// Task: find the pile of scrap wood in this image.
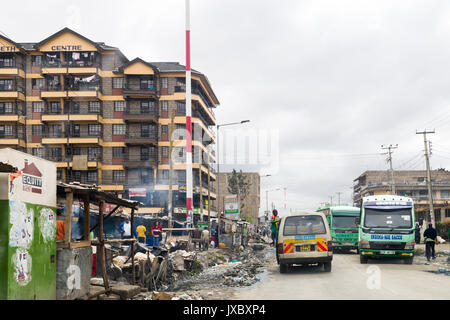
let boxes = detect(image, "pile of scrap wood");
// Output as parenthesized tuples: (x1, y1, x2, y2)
(112, 242, 169, 291)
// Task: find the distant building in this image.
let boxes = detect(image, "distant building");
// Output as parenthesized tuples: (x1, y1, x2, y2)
(215, 172, 260, 223)
(353, 170, 450, 223)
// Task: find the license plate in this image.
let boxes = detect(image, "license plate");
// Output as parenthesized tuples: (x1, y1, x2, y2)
(380, 250, 395, 255)
(296, 245, 312, 252)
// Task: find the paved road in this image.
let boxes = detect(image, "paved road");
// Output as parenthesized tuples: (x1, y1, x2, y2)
(231, 251, 450, 300)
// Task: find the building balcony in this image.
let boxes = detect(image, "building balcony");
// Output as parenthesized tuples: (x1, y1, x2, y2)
(122, 84, 157, 98)
(0, 132, 25, 145)
(41, 132, 101, 144)
(0, 104, 25, 122)
(123, 110, 158, 122)
(0, 61, 25, 77)
(41, 60, 99, 75)
(124, 133, 157, 145)
(0, 83, 25, 100)
(123, 154, 158, 168)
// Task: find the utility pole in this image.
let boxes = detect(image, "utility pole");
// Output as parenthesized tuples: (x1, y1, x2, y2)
(207, 151, 211, 232)
(416, 130, 436, 227)
(381, 144, 398, 195)
(329, 196, 333, 206)
(168, 109, 175, 236)
(336, 192, 342, 206)
(185, 0, 193, 228)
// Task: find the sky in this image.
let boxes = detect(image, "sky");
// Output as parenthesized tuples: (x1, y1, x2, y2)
(4, 0, 450, 216)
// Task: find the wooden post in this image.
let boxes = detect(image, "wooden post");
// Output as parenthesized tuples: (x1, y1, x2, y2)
(64, 189, 73, 246)
(98, 200, 109, 291)
(168, 109, 175, 236)
(83, 195, 90, 241)
(131, 207, 136, 285)
(199, 145, 203, 222)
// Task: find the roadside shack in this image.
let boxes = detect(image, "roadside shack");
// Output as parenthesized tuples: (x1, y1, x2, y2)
(56, 182, 139, 300)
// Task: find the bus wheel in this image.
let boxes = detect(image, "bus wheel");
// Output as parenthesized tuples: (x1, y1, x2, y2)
(280, 263, 288, 274)
(404, 257, 413, 265)
(356, 248, 360, 254)
(323, 262, 332, 272)
(360, 255, 368, 264)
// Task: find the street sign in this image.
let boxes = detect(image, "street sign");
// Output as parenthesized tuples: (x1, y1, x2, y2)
(224, 196, 239, 220)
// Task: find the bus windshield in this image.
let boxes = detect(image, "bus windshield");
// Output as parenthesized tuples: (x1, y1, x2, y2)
(363, 208, 412, 228)
(332, 216, 358, 228)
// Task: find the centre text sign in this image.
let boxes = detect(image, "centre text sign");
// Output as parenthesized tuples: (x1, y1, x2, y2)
(50, 45, 82, 51)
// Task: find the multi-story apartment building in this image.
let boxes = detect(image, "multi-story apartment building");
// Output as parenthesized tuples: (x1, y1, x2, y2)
(215, 172, 261, 223)
(353, 170, 450, 223)
(0, 28, 218, 217)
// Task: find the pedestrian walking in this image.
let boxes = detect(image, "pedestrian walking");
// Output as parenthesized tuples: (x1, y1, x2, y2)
(151, 220, 163, 247)
(201, 228, 210, 251)
(118, 217, 134, 239)
(423, 223, 438, 261)
(270, 209, 280, 247)
(136, 224, 147, 243)
(415, 222, 421, 244)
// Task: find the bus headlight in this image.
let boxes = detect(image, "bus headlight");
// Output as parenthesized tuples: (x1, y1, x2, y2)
(359, 239, 370, 249)
(404, 241, 415, 250)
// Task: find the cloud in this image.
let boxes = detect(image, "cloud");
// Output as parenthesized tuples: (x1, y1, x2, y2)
(4, 0, 450, 214)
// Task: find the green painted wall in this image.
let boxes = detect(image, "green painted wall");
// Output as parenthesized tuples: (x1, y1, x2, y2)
(0, 200, 9, 300)
(1, 200, 56, 300)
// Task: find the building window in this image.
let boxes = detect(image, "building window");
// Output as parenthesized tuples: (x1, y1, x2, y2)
(32, 148, 44, 158)
(112, 77, 125, 89)
(113, 147, 125, 158)
(177, 102, 186, 114)
(162, 146, 168, 157)
(49, 102, 61, 113)
(49, 124, 62, 136)
(88, 124, 102, 136)
(88, 147, 101, 161)
(113, 170, 125, 183)
(113, 124, 126, 135)
(57, 169, 62, 181)
(140, 78, 154, 90)
(160, 170, 169, 180)
(161, 77, 168, 89)
(88, 101, 101, 113)
(70, 101, 80, 114)
(161, 101, 168, 112)
(72, 171, 81, 182)
(87, 171, 98, 182)
(0, 102, 13, 114)
(32, 56, 42, 66)
(141, 168, 152, 183)
(162, 125, 168, 135)
(141, 100, 155, 113)
(32, 102, 44, 113)
(32, 125, 43, 136)
(114, 101, 125, 112)
(32, 78, 45, 90)
(440, 190, 450, 198)
(0, 79, 13, 90)
(48, 148, 62, 160)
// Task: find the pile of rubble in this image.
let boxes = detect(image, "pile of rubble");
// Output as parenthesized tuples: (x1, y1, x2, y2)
(87, 237, 275, 300)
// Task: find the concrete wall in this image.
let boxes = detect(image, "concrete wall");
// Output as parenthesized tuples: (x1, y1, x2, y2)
(56, 246, 92, 300)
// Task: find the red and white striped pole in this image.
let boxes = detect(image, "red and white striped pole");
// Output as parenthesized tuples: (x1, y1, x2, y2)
(185, 0, 193, 227)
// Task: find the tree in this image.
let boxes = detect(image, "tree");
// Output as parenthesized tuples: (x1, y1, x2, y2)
(227, 169, 251, 221)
